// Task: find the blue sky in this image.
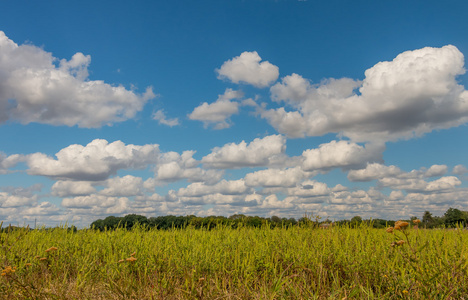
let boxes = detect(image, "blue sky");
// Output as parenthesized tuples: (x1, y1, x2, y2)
(1, 0, 468, 227)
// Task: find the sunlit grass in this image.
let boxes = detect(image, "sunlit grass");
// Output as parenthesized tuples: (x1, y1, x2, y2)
(0, 223, 466, 299)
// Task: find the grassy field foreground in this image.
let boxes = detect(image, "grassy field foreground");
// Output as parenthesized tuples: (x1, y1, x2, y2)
(1, 223, 467, 299)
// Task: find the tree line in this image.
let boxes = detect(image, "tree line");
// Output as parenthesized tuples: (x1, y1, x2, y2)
(419, 207, 468, 228)
(89, 214, 299, 231)
(89, 207, 467, 231)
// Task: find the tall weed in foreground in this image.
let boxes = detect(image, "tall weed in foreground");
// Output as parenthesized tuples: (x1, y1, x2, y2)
(0, 221, 466, 299)
(384, 220, 467, 299)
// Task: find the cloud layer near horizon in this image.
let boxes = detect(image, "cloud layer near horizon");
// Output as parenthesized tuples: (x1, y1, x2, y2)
(2, 136, 468, 226)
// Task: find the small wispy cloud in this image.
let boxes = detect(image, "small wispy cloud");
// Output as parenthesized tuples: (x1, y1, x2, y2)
(152, 109, 180, 127)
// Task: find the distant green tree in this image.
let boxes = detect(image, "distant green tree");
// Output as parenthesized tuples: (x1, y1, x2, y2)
(433, 216, 445, 228)
(245, 216, 263, 228)
(149, 215, 193, 230)
(103, 216, 122, 229)
(422, 211, 434, 228)
(270, 216, 281, 224)
(372, 219, 387, 229)
(90, 219, 104, 230)
(229, 214, 246, 220)
(189, 217, 204, 228)
(444, 207, 465, 227)
(150, 215, 173, 229)
(122, 214, 148, 230)
(463, 211, 468, 227)
(351, 216, 362, 226)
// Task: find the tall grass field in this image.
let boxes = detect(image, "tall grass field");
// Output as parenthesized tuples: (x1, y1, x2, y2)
(1, 222, 467, 299)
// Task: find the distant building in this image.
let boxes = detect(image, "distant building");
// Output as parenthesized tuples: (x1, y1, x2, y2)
(320, 223, 333, 229)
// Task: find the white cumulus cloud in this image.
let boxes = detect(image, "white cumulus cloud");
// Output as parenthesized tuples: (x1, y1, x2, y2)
(188, 88, 243, 129)
(262, 45, 468, 142)
(154, 151, 223, 184)
(152, 110, 180, 127)
(27, 139, 160, 181)
(178, 179, 250, 198)
(51, 180, 96, 197)
(0, 31, 155, 127)
(425, 176, 461, 192)
(288, 180, 330, 199)
(452, 164, 468, 175)
(0, 153, 26, 174)
(100, 175, 144, 197)
(0, 192, 37, 208)
(216, 51, 279, 88)
(348, 163, 402, 182)
(244, 167, 309, 188)
(302, 140, 384, 171)
(348, 163, 462, 194)
(424, 164, 448, 177)
(202, 135, 286, 169)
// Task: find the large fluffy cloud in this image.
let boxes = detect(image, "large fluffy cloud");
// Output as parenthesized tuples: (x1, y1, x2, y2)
(202, 135, 287, 169)
(0, 31, 154, 127)
(27, 139, 160, 181)
(25, 139, 224, 186)
(216, 51, 279, 88)
(263, 45, 468, 142)
(301, 140, 384, 171)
